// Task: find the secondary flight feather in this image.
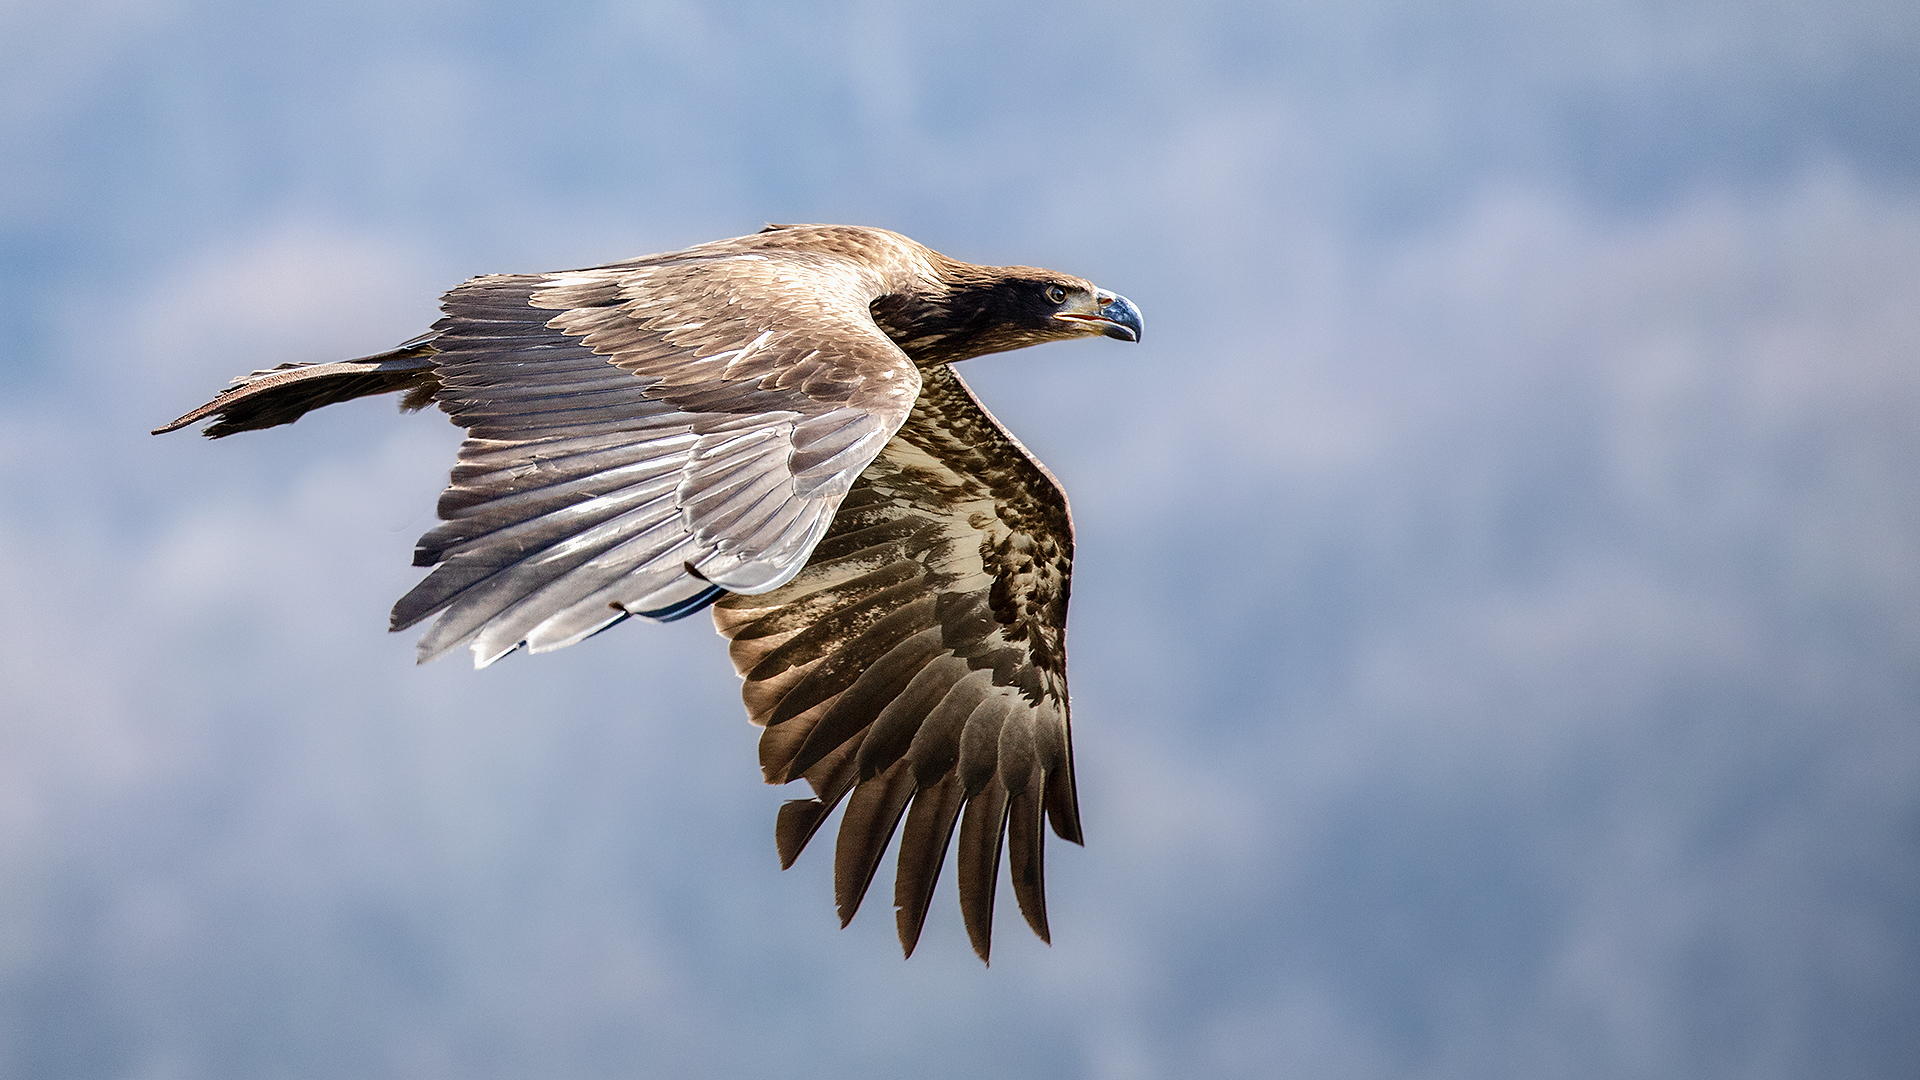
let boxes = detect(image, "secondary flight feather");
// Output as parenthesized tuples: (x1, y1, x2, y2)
(154, 224, 1143, 962)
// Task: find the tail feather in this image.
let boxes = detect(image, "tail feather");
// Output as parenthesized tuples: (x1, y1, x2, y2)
(152, 339, 441, 438)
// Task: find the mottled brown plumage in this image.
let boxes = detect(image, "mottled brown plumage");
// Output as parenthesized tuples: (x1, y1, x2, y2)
(154, 224, 1142, 962)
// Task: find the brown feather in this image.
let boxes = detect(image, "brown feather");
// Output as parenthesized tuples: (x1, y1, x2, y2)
(894, 770, 967, 957)
(857, 654, 970, 782)
(957, 776, 1011, 964)
(765, 596, 938, 731)
(152, 344, 437, 437)
(832, 758, 917, 926)
(786, 621, 941, 779)
(1005, 781, 1050, 943)
(775, 798, 832, 871)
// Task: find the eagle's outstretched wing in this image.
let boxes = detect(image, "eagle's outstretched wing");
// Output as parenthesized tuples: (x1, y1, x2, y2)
(712, 363, 1081, 962)
(393, 240, 925, 666)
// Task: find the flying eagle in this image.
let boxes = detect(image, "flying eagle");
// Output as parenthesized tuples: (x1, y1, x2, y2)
(154, 224, 1143, 962)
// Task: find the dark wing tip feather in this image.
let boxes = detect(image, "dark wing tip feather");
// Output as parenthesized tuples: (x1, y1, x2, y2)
(776, 798, 831, 870)
(1045, 759, 1085, 846)
(779, 731, 865, 859)
(832, 759, 917, 927)
(957, 776, 1012, 964)
(893, 771, 967, 958)
(1006, 784, 1051, 944)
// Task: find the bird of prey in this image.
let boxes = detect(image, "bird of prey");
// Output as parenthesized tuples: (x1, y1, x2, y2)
(154, 224, 1142, 962)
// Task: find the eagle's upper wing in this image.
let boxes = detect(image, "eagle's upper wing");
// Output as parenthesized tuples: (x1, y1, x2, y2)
(712, 364, 1081, 962)
(394, 243, 923, 667)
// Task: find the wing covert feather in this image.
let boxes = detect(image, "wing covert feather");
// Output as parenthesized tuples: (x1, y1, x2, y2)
(398, 232, 929, 667)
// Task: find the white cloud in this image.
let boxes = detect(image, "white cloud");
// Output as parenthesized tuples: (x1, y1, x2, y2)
(3, 2, 1919, 1074)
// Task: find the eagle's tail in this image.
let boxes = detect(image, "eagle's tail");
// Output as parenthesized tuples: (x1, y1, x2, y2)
(151, 336, 442, 439)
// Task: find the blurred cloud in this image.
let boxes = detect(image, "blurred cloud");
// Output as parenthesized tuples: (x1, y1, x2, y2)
(2, 2, 1917, 1079)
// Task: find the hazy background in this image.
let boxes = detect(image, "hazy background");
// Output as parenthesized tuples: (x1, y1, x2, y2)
(3, 2, 1917, 1077)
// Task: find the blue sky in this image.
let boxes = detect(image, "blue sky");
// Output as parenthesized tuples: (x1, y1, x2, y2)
(2, 2, 1917, 1078)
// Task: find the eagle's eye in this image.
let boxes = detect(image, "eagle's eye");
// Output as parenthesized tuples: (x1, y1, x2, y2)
(1045, 284, 1068, 305)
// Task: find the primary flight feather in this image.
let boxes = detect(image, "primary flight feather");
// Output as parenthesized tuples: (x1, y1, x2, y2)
(154, 224, 1143, 962)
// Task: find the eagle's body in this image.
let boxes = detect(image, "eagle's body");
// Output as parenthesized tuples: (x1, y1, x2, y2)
(155, 224, 1142, 961)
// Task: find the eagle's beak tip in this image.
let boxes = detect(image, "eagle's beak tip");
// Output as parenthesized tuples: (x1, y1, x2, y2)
(1101, 294, 1143, 343)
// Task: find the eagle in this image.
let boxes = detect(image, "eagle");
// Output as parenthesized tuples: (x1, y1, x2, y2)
(154, 224, 1143, 962)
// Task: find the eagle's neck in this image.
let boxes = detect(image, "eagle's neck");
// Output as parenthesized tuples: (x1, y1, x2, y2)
(870, 260, 1050, 367)
(869, 291, 968, 366)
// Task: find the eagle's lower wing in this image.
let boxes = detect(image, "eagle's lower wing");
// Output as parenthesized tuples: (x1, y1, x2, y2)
(712, 364, 1081, 962)
(395, 244, 923, 667)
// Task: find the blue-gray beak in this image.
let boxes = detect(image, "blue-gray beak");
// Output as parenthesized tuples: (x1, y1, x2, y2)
(1096, 292, 1143, 342)
(1054, 290, 1143, 342)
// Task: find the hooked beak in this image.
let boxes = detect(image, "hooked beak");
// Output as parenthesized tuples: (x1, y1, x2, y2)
(1054, 290, 1143, 342)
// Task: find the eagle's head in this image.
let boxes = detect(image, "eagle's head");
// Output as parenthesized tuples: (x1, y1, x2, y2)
(1033, 274, 1144, 344)
(968, 270, 1143, 352)
(876, 264, 1144, 364)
